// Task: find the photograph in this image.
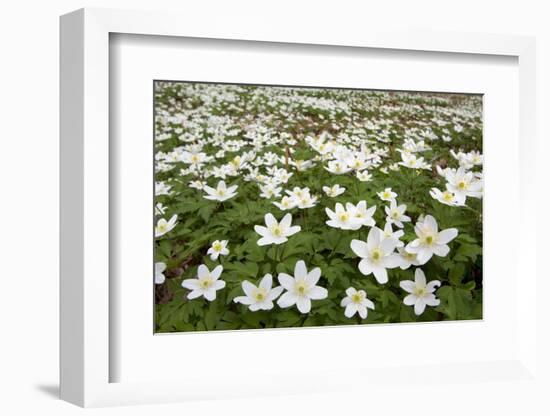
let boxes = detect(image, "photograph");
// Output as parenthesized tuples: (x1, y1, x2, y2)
(153, 81, 483, 333)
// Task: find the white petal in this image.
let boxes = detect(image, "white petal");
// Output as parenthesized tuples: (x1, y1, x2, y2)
(305, 267, 321, 286)
(372, 266, 388, 284)
(416, 248, 433, 265)
(414, 299, 427, 315)
(382, 253, 401, 269)
(424, 294, 440, 306)
(296, 297, 312, 313)
(278, 273, 295, 290)
(403, 294, 417, 306)
(438, 228, 458, 244)
(277, 292, 297, 308)
(212, 280, 225, 290)
(414, 269, 427, 287)
(286, 225, 301, 236)
(256, 236, 271, 246)
(341, 297, 352, 307)
(432, 244, 450, 257)
(345, 287, 356, 297)
(424, 215, 438, 232)
(268, 286, 284, 301)
(358, 259, 373, 276)
(242, 280, 256, 297)
(211, 265, 223, 279)
(234, 296, 254, 305)
(264, 213, 277, 227)
(350, 239, 369, 258)
(181, 279, 200, 290)
(345, 303, 358, 318)
(294, 260, 308, 279)
(254, 225, 268, 236)
(280, 213, 292, 228)
(364, 299, 375, 310)
(399, 280, 416, 293)
(197, 264, 209, 279)
(367, 227, 381, 249)
(187, 290, 202, 300)
(259, 274, 273, 290)
(308, 286, 328, 300)
(426, 280, 441, 292)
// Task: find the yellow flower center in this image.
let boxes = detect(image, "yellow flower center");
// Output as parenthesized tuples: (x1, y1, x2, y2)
(200, 277, 213, 289)
(443, 191, 454, 202)
(339, 213, 349, 222)
(270, 225, 283, 237)
(217, 189, 225, 196)
(383, 192, 391, 199)
(351, 293, 363, 303)
(413, 287, 427, 297)
(425, 235, 434, 245)
(157, 223, 167, 233)
(458, 180, 467, 190)
(191, 155, 199, 163)
(295, 281, 308, 295)
(371, 248, 383, 261)
(213, 242, 223, 252)
(253, 289, 267, 302)
(392, 211, 399, 219)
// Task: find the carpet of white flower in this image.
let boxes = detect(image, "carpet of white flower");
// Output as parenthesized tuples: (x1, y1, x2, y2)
(154, 82, 483, 332)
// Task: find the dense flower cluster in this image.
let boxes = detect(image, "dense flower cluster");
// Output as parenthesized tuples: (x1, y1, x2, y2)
(154, 82, 483, 332)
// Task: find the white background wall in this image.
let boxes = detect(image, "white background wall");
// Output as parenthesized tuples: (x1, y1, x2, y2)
(0, 0, 548, 414)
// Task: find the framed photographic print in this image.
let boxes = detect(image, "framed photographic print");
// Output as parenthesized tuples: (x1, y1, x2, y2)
(60, 7, 539, 408)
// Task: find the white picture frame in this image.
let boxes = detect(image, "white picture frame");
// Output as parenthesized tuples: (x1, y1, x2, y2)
(60, 7, 538, 408)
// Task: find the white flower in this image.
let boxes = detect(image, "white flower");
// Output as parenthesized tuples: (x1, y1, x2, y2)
(346, 201, 376, 227)
(325, 160, 352, 175)
(155, 202, 166, 216)
(181, 264, 226, 301)
(155, 262, 166, 284)
(400, 269, 441, 315)
(396, 247, 421, 270)
(340, 287, 375, 319)
(155, 181, 172, 196)
(398, 153, 430, 169)
(429, 188, 464, 206)
(406, 215, 458, 264)
(377, 187, 397, 202)
(290, 159, 313, 171)
(254, 213, 301, 246)
(444, 167, 482, 203)
(285, 187, 318, 209)
(155, 214, 178, 237)
(277, 260, 328, 313)
(325, 202, 362, 230)
(207, 240, 229, 261)
(350, 226, 401, 284)
(259, 183, 282, 199)
(356, 170, 373, 182)
(323, 184, 346, 197)
(233, 274, 284, 311)
(380, 222, 405, 248)
(203, 180, 238, 202)
(273, 195, 297, 211)
(189, 180, 205, 190)
(384, 200, 411, 228)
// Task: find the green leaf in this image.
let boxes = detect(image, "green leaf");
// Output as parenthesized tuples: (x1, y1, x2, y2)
(448, 263, 466, 285)
(224, 261, 259, 278)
